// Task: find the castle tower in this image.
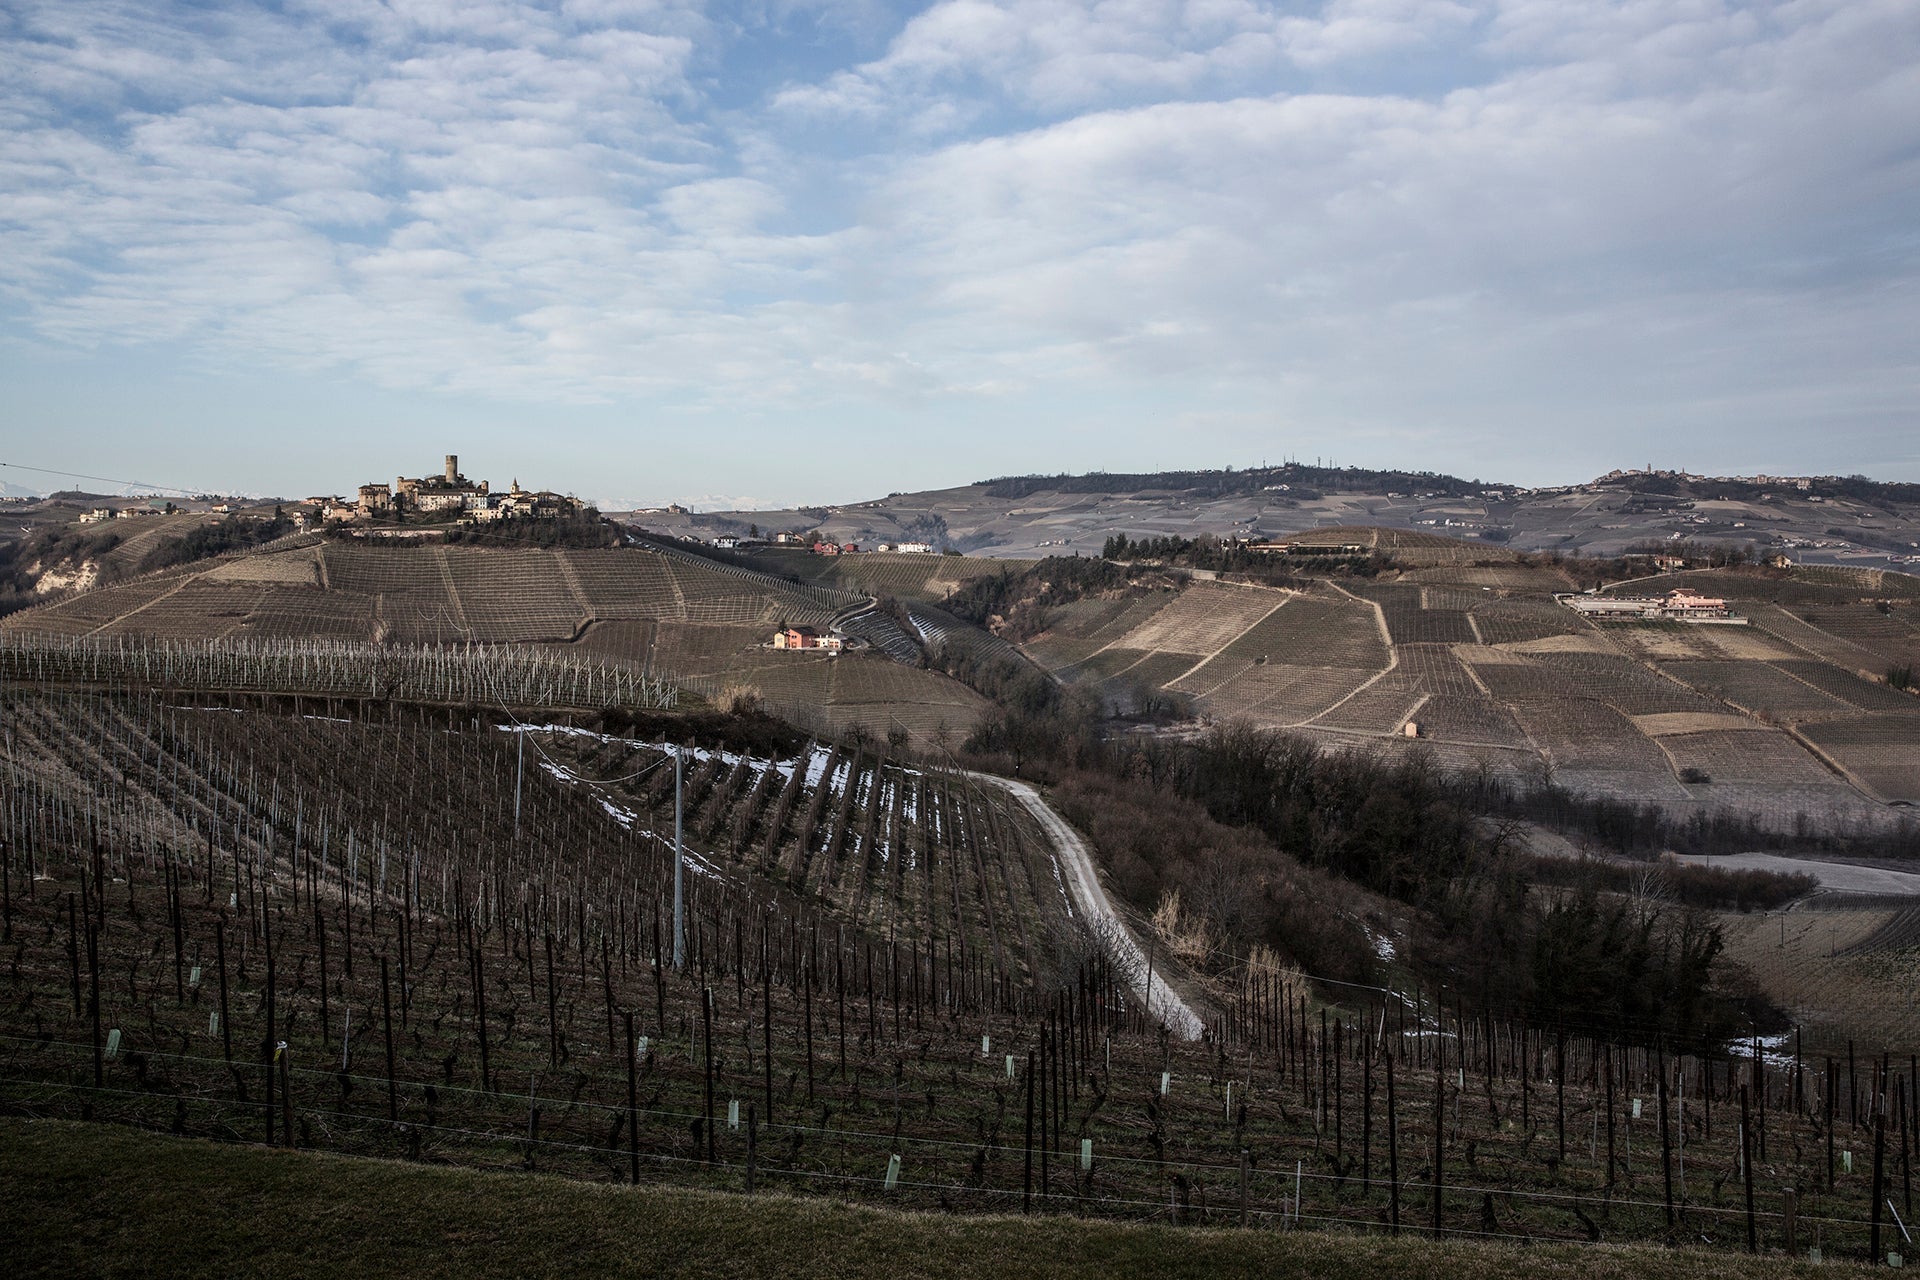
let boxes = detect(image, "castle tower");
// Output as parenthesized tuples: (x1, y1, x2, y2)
(445, 454, 459, 483)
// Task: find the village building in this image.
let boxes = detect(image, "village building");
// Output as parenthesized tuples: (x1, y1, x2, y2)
(465, 479, 579, 522)
(357, 482, 393, 515)
(395, 455, 489, 513)
(350, 457, 583, 525)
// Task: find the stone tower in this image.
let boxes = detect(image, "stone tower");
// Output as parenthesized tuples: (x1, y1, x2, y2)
(445, 455, 458, 483)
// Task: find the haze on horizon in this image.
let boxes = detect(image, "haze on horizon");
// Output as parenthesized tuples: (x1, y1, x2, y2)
(2, 0, 1916, 508)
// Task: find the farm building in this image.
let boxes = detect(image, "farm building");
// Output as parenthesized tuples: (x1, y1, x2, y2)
(773, 625, 842, 651)
(1561, 588, 1741, 622)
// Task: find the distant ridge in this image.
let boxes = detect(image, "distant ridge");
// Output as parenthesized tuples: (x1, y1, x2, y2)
(976, 462, 1498, 500)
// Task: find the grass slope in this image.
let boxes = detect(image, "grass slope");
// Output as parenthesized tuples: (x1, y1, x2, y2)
(0, 1119, 1861, 1280)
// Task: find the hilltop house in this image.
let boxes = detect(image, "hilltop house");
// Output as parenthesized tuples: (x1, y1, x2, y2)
(773, 625, 841, 651)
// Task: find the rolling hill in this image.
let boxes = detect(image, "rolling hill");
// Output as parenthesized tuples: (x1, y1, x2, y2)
(0, 537, 991, 744)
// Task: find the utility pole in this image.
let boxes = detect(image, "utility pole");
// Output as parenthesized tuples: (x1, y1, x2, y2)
(673, 745, 685, 971)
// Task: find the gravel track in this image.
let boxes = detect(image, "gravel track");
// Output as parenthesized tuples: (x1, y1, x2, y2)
(971, 772, 1206, 1040)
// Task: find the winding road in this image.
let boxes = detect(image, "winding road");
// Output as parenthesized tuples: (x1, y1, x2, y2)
(971, 772, 1206, 1040)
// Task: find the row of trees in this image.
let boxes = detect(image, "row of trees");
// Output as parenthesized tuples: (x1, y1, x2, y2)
(961, 699, 1790, 1051)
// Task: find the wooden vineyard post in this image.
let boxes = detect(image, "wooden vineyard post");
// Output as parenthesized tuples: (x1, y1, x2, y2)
(278, 1043, 294, 1148)
(381, 955, 398, 1123)
(1432, 1057, 1444, 1240)
(86, 922, 101, 1122)
(747, 1104, 758, 1194)
(1386, 1051, 1401, 1235)
(762, 962, 774, 1126)
(1039, 1022, 1050, 1201)
(67, 895, 80, 1017)
(1239, 1148, 1249, 1228)
(1556, 1028, 1567, 1167)
(168, 858, 184, 1003)
(1659, 1068, 1674, 1228)
(474, 941, 493, 1094)
(1741, 1084, 1757, 1253)
(316, 909, 330, 1049)
(1828, 1058, 1838, 1192)
(804, 959, 816, 1101)
(216, 917, 232, 1063)
(545, 933, 559, 1069)
(1784, 1186, 1798, 1255)
(602, 936, 614, 1054)
(1024, 1050, 1035, 1214)
(836, 937, 847, 1081)
(1605, 1048, 1617, 1195)
(1902, 1076, 1913, 1219)
(1362, 1029, 1375, 1193)
(702, 985, 716, 1165)
(652, 916, 666, 1041)
(1873, 1103, 1887, 1264)
(625, 1011, 639, 1185)
(264, 941, 277, 1148)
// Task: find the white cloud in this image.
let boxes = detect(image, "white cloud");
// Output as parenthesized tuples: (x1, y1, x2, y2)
(0, 0, 1916, 490)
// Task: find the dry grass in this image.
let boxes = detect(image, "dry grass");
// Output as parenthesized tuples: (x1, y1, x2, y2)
(0, 1119, 1866, 1280)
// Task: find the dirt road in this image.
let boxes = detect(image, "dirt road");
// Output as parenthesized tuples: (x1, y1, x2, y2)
(973, 774, 1206, 1039)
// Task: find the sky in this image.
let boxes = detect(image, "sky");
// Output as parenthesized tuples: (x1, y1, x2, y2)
(1, 0, 1917, 509)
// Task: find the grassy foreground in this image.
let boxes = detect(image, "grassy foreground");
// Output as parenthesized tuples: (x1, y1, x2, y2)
(0, 1119, 1866, 1279)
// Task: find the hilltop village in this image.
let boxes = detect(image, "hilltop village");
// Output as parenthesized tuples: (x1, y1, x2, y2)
(336, 455, 582, 525)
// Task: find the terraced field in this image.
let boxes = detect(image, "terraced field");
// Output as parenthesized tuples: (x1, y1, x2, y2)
(1110, 582, 1283, 657)
(2, 541, 987, 744)
(1799, 716, 1920, 804)
(1021, 591, 1181, 673)
(1213, 593, 1386, 669)
(1022, 565, 1920, 829)
(749, 549, 1019, 602)
(1186, 662, 1374, 725)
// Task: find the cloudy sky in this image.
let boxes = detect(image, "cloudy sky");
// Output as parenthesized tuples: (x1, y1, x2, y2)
(2, 0, 1916, 506)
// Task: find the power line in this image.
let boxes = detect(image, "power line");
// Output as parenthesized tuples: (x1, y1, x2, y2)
(0, 461, 205, 497)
